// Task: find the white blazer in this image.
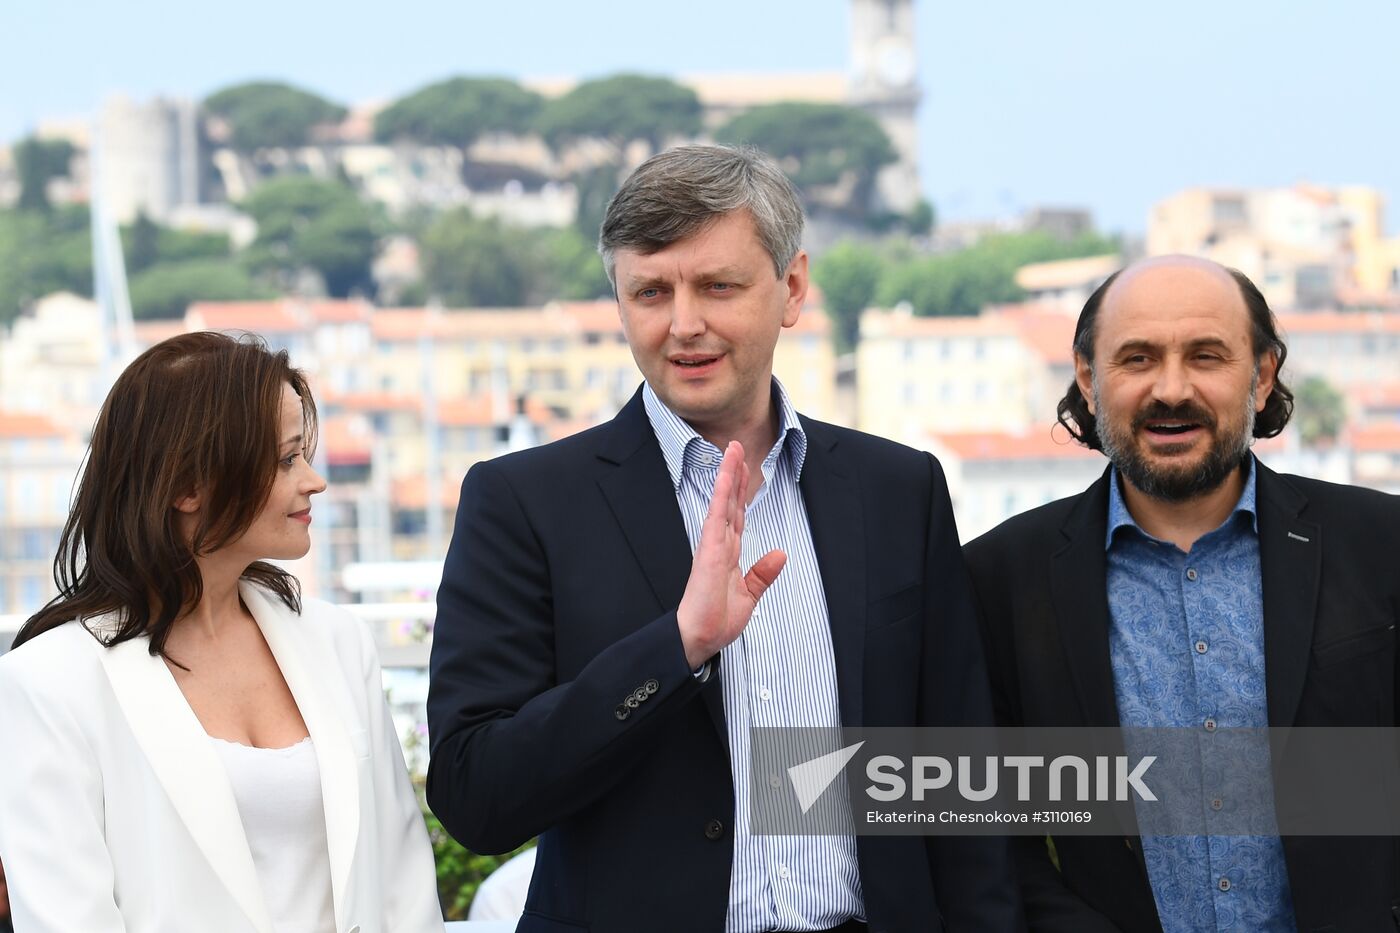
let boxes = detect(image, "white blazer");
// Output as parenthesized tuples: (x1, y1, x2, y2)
(0, 582, 444, 933)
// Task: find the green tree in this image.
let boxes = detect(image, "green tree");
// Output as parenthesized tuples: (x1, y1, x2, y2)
(204, 81, 346, 151)
(418, 211, 610, 307)
(128, 258, 269, 319)
(241, 176, 380, 297)
(375, 77, 544, 148)
(14, 137, 75, 212)
(813, 241, 881, 353)
(715, 103, 896, 217)
(122, 212, 231, 275)
(420, 209, 531, 307)
(1293, 375, 1347, 447)
(534, 226, 612, 300)
(419, 800, 533, 920)
(877, 231, 1118, 317)
(0, 205, 92, 325)
(907, 199, 936, 237)
(124, 212, 161, 274)
(571, 164, 622, 240)
(536, 74, 701, 152)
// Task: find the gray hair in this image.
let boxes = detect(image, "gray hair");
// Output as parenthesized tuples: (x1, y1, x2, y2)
(597, 144, 805, 287)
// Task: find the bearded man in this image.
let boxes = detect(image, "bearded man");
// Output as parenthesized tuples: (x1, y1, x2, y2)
(964, 255, 1400, 932)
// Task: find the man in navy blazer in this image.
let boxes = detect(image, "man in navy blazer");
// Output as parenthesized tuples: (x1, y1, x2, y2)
(427, 145, 1021, 933)
(965, 257, 1400, 931)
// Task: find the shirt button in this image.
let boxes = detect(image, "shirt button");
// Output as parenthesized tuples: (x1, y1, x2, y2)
(1218, 877, 1232, 892)
(768, 773, 782, 789)
(1186, 568, 1199, 581)
(1204, 718, 1217, 732)
(1195, 640, 1208, 654)
(1211, 798, 1223, 811)
(777, 864, 791, 879)
(758, 686, 772, 701)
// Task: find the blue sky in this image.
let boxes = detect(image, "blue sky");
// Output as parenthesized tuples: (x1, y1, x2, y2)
(3, 0, 1396, 234)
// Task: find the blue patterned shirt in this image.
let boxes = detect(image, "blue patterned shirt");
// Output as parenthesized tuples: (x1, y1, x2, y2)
(1105, 457, 1296, 932)
(643, 380, 864, 933)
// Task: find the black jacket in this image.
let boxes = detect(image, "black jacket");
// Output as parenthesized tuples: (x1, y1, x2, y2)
(965, 459, 1400, 933)
(427, 388, 1022, 933)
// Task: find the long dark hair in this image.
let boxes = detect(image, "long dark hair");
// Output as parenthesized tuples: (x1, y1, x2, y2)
(13, 332, 319, 657)
(1056, 265, 1295, 449)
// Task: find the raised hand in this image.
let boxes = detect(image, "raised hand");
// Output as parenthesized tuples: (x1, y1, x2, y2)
(676, 440, 787, 669)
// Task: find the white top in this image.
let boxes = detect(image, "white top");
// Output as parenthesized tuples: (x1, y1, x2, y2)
(212, 736, 336, 933)
(466, 846, 537, 921)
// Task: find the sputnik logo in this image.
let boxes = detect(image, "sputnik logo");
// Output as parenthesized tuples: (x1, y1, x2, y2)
(788, 741, 866, 814)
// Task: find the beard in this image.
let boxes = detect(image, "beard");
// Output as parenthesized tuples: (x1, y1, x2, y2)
(1093, 372, 1257, 503)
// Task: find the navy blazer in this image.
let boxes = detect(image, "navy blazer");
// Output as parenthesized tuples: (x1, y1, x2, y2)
(965, 461, 1400, 933)
(427, 388, 1023, 933)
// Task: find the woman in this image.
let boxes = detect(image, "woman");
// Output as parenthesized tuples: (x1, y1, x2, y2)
(0, 333, 443, 933)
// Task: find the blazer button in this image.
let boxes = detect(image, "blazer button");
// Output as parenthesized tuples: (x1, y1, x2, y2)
(625, 695, 640, 709)
(644, 678, 659, 695)
(615, 705, 630, 721)
(704, 818, 725, 840)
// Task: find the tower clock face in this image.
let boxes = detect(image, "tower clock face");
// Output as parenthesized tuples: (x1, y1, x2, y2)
(874, 36, 916, 87)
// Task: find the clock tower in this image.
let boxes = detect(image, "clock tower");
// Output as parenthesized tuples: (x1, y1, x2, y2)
(849, 0, 922, 214)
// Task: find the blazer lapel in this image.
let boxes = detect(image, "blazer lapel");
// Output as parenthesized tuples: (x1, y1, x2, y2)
(241, 583, 361, 925)
(95, 628, 274, 933)
(798, 418, 866, 728)
(1050, 469, 1145, 850)
(1255, 463, 1322, 728)
(594, 392, 728, 745)
(1049, 468, 1122, 728)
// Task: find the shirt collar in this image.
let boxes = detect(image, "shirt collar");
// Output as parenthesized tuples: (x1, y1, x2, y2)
(1105, 453, 1259, 550)
(642, 378, 808, 491)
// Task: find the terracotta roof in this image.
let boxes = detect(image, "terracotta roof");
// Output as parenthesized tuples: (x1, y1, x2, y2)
(306, 300, 371, 324)
(1352, 422, 1400, 453)
(437, 395, 553, 427)
(392, 475, 462, 510)
(543, 417, 602, 443)
(133, 319, 188, 346)
(930, 430, 1102, 462)
(555, 300, 621, 333)
(321, 414, 372, 465)
(991, 304, 1077, 365)
(323, 391, 420, 413)
(866, 311, 1016, 340)
(371, 307, 567, 341)
(187, 301, 303, 333)
(0, 411, 64, 438)
(1353, 382, 1400, 409)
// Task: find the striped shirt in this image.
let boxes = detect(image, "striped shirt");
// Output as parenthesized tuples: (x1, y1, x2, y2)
(643, 380, 864, 933)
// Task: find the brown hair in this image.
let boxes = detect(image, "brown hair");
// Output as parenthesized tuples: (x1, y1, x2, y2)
(13, 331, 319, 657)
(1056, 265, 1295, 449)
(597, 144, 805, 287)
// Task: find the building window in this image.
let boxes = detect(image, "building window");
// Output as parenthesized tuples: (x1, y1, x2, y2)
(21, 575, 43, 611)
